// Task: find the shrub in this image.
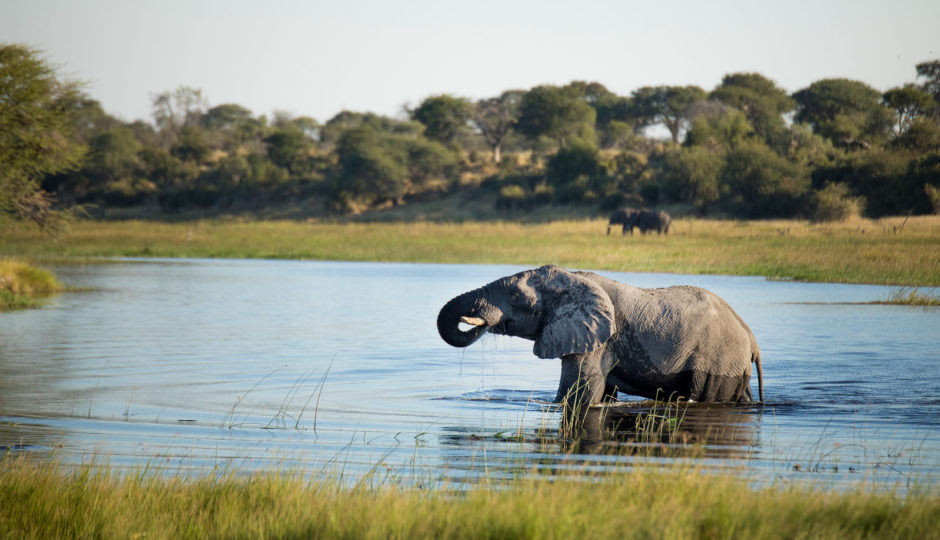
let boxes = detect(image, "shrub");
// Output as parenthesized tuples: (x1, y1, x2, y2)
(497, 184, 527, 210)
(0, 259, 62, 310)
(925, 183, 940, 214)
(810, 183, 865, 222)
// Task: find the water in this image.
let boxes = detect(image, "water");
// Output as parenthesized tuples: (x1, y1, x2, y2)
(1, 259, 938, 491)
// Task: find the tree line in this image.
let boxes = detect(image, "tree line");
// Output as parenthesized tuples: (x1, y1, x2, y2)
(2, 42, 940, 232)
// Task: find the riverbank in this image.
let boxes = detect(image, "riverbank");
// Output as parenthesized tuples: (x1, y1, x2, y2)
(2, 216, 939, 286)
(0, 259, 63, 310)
(1, 457, 937, 539)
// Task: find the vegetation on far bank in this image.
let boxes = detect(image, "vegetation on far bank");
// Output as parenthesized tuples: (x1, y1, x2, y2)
(2, 216, 939, 287)
(0, 258, 62, 310)
(1, 457, 938, 540)
(3, 43, 940, 235)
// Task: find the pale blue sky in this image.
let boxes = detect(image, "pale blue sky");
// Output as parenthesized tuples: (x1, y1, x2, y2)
(2, 0, 938, 124)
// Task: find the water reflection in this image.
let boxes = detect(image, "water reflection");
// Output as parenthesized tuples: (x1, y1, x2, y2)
(0, 259, 937, 491)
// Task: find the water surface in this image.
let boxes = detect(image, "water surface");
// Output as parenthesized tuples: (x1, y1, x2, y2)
(1, 260, 937, 490)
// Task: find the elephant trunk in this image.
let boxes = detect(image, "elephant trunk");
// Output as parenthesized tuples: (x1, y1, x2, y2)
(437, 287, 501, 348)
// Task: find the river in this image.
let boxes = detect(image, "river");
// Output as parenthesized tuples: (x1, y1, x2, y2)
(1, 259, 937, 491)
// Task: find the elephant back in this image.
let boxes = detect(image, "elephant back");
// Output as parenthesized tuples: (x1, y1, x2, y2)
(618, 285, 756, 377)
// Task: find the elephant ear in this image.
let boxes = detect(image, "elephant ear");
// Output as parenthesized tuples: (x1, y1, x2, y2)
(533, 270, 616, 359)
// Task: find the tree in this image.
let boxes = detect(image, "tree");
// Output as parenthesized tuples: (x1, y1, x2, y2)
(662, 146, 723, 209)
(565, 81, 635, 149)
(916, 59, 940, 109)
(320, 110, 423, 147)
(0, 44, 86, 231)
(79, 126, 155, 206)
(792, 79, 893, 148)
(684, 106, 754, 151)
(911, 59, 939, 121)
(546, 140, 604, 187)
(86, 127, 143, 183)
(472, 90, 523, 163)
(264, 128, 314, 174)
(203, 103, 254, 131)
(882, 85, 936, 136)
(720, 141, 810, 218)
(410, 94, 473, 145)
(151, 86, 208, 141)
(169, 125, 210, 163)
(516, 85, 596, 147)
(631, 85, 707, 144)
(710, 73, 795, 141)
(333, 125, 409, 211)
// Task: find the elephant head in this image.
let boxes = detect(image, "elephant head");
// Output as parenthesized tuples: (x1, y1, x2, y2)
(437, 265, 616, 359)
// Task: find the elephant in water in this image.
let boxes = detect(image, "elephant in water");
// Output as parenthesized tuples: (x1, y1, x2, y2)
(607, 208, 641, 236)
(438, 265, 763, 413)
(637, 209, 671, 234)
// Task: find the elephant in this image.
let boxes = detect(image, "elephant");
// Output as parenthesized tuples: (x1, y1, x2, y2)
(607, 208, 641, 236)
(636, 209, 671, 235)
(437, 265, 762, 414)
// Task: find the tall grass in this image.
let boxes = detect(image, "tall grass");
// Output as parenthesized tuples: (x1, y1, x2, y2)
(876, 287, 940, 307)
(1, 456, 937, 539)
(2, 215, 939, 285)
(0, 258, 63, 310)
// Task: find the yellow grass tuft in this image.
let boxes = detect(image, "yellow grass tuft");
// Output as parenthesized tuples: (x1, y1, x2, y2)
(0, 258, 63, 310)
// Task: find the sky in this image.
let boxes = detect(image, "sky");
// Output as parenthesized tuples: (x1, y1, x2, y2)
(2, 0, 939, 125)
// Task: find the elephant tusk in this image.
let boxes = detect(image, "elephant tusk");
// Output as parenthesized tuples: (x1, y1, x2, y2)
(460, 316, 487, 327)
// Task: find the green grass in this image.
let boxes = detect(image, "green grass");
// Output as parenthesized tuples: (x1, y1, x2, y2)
(2, 215, 939, 285)
(1, 457, 937, 539)
(876, 287, 940, 307)
(0, 258, 64, 310)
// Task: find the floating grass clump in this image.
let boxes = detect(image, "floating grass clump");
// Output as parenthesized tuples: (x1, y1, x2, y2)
(1, 456, 938, 539)
(0, 258, 63, 311)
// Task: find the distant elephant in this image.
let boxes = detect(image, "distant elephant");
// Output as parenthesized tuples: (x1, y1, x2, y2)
(607, 208, 641, 236)
(438, 265, 762, 413)
(636, 209, 671, 234)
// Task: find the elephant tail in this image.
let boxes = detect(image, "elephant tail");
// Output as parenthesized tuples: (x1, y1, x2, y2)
(753, 349, 764, 402)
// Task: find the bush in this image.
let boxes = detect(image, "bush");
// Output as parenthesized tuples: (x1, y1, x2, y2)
(720, 142, 810, 218)
(546, 142, 604, 186)
(810, 183, 865, 222)
(496, 184, 527, 210)
(0, 259, 62, 310)
(661, 146, 722, 209)
(925, 183, 940, 214)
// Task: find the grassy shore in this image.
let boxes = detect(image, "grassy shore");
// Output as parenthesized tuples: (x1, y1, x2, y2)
(1, 458, 937, 539)
(0, 258, 63, 310)
(2, 215, 939, 285)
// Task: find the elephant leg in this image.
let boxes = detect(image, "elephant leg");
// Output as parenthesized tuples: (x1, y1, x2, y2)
(555, 354, 606, 411)
(556, 354, 607, 439)
(687, 370, 752, 402)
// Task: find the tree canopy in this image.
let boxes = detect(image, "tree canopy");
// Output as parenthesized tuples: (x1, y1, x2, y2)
(516, 85, 597, 147)
(0, 44, 86, 232)
(631, 85, 707, 144)
(4, 41, 938, 222)
(792, 79, 893, 148)
(410, 94, 473, 145)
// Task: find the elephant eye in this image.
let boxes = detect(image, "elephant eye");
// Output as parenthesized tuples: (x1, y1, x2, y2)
(510, 290, 526, 306)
